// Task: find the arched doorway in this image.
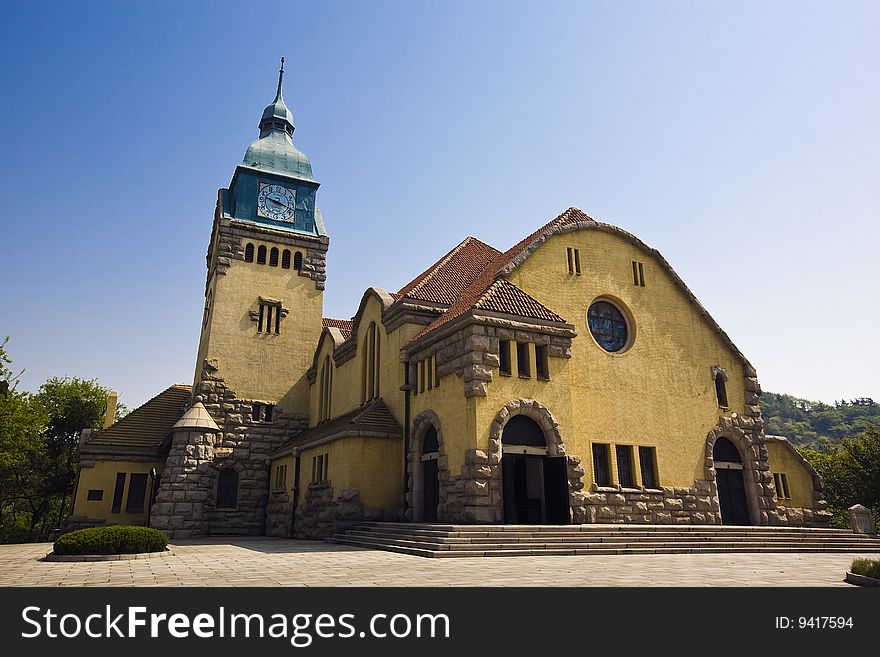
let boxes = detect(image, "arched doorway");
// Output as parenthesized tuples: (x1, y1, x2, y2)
(421, 426, 440, 522)
(501, 415, 569, 524)
(714, 437, 750, 525)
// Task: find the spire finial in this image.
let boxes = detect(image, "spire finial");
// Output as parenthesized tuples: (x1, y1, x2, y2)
(276, 57, 285, 99)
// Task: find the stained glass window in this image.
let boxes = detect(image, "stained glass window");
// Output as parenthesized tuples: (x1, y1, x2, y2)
(587, 300, 629, 352)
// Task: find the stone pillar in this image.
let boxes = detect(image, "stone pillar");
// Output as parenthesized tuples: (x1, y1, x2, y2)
(848, 504, 877, 536)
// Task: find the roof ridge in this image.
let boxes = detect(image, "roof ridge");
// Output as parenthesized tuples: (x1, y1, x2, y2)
(396, 235, 500, 300)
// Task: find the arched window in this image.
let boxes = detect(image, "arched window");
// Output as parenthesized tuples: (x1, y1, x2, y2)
(244, 243, 255, 262)
(319, 355, 333, 422)
(281, 249, 291, 269)
(216, 469, 238, 508)
(361, 322, 381, 403)
(502, 415, 546, 447)
(713, 367, 729, 408)
(423, 425, 439, 455)
(257, 245, 267, 265)
(293, 251, 303, 271)
(269, 247, 279, 267)
(713, 437, 741, 463)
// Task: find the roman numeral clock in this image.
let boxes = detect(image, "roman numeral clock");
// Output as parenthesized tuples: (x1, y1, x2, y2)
(257, 183, 296, 222)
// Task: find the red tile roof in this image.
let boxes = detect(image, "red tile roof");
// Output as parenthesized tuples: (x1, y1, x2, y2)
(322, 317, 353, 340)
(396, 236, 501, 306)
(408, 207, 590, 343)
(474, 279, 566, 323)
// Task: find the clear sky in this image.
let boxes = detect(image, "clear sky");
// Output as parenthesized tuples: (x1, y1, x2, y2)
(0, 0, 877, 409)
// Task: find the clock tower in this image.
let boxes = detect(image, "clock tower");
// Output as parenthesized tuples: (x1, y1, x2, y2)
(182, 59, 328, 534)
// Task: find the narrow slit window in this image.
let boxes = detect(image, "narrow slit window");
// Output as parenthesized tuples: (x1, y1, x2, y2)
(637, 261, 645, 286)
(281, 249, 291, 269)
(499, 340, 511, 376)
(567, 247, 574, 274)
(427, 358, 433, 390)
(632, 260, 639, 285)
(269, 247, 279, 267)
(274, 306, 281, 334)
(258, 304, 265, 332)
(293, 251, 303, 270)
(433, 356, 439, 388)
(244, 243, 255, 262)
(639, 446, 658, 489)
(574, 248, 581, 275)
(592, 444, 610, 487)
(516, 342, 530, 378)
(535, 344, 549, 380)
(616, 445, 634, 488)
(257, 245, 267, 265)
(715, 370, 728, 408)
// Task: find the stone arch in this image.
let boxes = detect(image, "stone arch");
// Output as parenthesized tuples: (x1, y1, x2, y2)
(406, 410, 448, 521)
(210, 459, 246, 509)
(487, 399, 586, 523)
(704, 416, 776, 526)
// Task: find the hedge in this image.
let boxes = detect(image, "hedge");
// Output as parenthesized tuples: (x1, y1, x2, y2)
(850, 558, 880, 580)
(53, 526, 168, 555)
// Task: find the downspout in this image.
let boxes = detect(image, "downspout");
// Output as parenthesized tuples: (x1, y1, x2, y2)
(290, 450, 301, 538)
(401, 361, 412, 521)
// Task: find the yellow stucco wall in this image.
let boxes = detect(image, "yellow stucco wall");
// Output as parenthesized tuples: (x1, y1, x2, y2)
(73, 460, 165, 526)
(765, 441, 815, 509)
(196, 235, 323, 415)
(498, 229, 747, 488)
(294, 436, 402, 509)
(270, 453, 295, 493)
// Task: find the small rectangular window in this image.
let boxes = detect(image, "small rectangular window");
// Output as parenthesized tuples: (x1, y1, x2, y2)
(111, 473, 126, 513)
(258, 305, 265, 332)
(516, 342, 530, 378)
(616, 445, 635, 488)
(87, 489, 103, 501)
(567, 247, 574, 274)
(499, 340, 511, 376)
(593, 444, 610, 487)
(427, 357, 433, 390)
(535, 344, 549, 380)
(774, 473, 791, 500)
(639, 446, 658, 489)
(322, 453, 329, 481)
(632, 261, 645, 286)
(419, 360, 426, 393)
(125, 473, 148, 513)
(574, 248, 581, 275)
(433, 356, 439, 388)
(257, 302, 281, 334)
(715, 374, 728, 408)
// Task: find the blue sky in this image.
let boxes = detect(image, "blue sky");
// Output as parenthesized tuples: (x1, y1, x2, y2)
(0, 0, 877, 409)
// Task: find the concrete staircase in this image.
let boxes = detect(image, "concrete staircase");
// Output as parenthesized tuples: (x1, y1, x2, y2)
(329, 522, 880, 558)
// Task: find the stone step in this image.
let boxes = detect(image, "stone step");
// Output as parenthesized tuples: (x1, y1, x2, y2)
(356, 522, 859, 534)
(341, 529, 880, 546)
(330, 537, 880, 558)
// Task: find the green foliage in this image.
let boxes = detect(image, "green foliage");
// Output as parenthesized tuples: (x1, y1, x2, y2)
(850, 558, 880, 580)
(53, 526, 168, 555)
(0, 337, 125, 543)
(800, 427, 880, 532)
(762, 391, 880, 450)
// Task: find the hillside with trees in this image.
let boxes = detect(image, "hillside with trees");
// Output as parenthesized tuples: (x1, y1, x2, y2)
(760, 391, 880, 451)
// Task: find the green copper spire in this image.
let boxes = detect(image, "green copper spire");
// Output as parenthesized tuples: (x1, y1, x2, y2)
(259, 57, 295, 137)
(243, 57, 314, 181)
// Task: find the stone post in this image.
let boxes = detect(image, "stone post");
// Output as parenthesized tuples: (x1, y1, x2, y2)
(848, 504, 877, 536)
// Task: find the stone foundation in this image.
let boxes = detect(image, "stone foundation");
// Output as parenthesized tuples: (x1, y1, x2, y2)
(265, 491, 294, 538)
(293, 484, 400, 539)
(571, 482, 721, 525)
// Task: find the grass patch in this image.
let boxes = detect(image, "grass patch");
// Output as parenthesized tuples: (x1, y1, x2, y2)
(53, 526, 168, 555)
(850, 558, 880, 580)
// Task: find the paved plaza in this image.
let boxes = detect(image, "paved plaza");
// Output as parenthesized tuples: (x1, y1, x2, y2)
(0, 537, 873, 587)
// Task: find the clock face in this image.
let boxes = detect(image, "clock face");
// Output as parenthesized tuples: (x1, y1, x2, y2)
(257, 183, 296, 222)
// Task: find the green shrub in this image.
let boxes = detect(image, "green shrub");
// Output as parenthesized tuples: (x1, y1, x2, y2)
(850, 558, 880, 580)
(53, 526, 168, 555)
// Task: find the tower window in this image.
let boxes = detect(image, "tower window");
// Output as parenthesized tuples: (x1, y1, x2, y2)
(257, 245, 267, 265)
(245, 243, 255, 262)
(516, 342, 530, 378)
(499, 340, 511, 376)
(713, 367, 729, 408)
(252, 403, 274, 423)
(566, 247, 582, 275)
(632, 260, 646, 286)
(282, 249, 291, 269)
(257, 301, 282, 334)
(293, 251, 303, 271)
(592, 443, 611, 487)
(535, 344, 549, 380)
(269, 247, 279, 267)
(639, 446, 658, 489)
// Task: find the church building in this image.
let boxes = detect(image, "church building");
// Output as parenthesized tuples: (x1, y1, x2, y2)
(69, 62, 831, 539)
